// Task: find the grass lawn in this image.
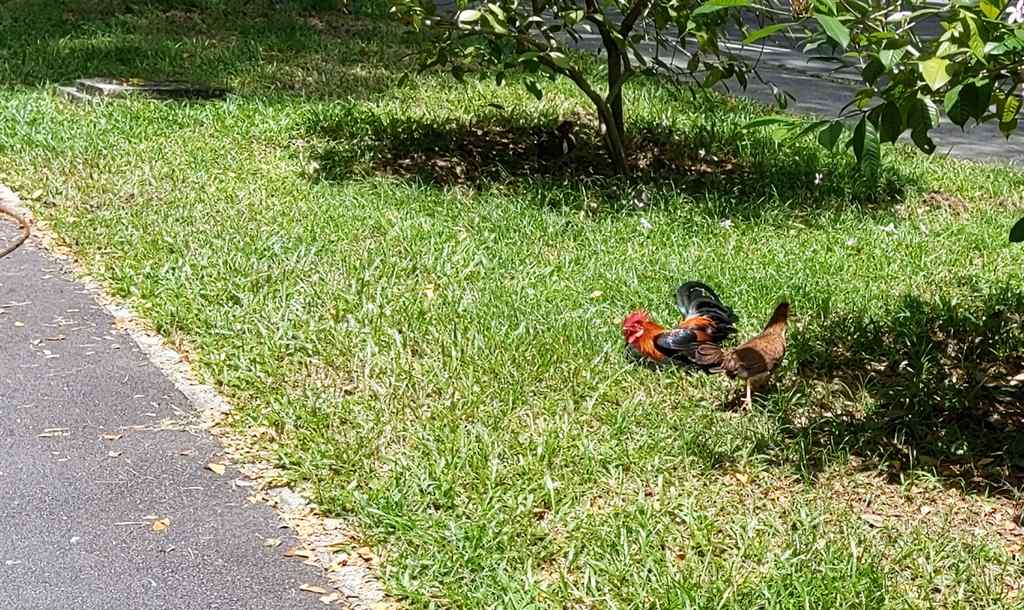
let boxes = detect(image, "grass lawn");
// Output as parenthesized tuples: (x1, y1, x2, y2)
(4, 1, 1024, 607)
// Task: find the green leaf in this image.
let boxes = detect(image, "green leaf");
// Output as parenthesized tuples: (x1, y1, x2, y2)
(965, 15, 985, 59)
(945, 84, 969, 127)
(817, 120, 844, 151)
(1011, 217, 1024, 243)
(1000, 118, 1018, 137)
(879, 48, 905, 68)
(482, 11, 508, 34)
(851, 115, 880, 177)
(907, 97, 937, 154)
(999, 90, 1022, 125)
(862, 57, 885, 86)
(918, 57, 952, 91)
(788, 119, 832, 142)
(524, 80, 543, 100)
(877, 102, 903, 144)
(703, 66, 724, 88)
(813, 0, 837, 16)
(743, 115, 797, 129)
(815, 15, 850, 48)
(742, 23, 789, 44)
(910, 126, 935, 154)
(563, 8, 584, 24)
(546, 51, 570, 68)
(980, 0, 1001, 19)
(456, 9, 481, 24)
(921, 96, 940, 128)
(998, 92, 1021, 137)
(692, 0, 750, 17)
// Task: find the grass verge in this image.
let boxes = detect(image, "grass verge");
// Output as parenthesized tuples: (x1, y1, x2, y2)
(3, 2, 1024, 608)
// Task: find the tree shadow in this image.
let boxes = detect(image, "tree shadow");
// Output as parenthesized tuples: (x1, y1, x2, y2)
(305, 104, 922, 217)
(786, 287, 1024, 499)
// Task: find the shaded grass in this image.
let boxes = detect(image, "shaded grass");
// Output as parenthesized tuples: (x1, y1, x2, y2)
(3, 1, 1024, 608)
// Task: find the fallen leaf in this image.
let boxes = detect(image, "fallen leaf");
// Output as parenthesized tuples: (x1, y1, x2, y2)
(206, 463, 226, 475)
(320, 592, 340, 604)
(861, 513, 885, 528)
(731, 473, 751, 485)
(285, 547, 314, 559)
(102, 433, 123, 441)
(322, 518, 345, 531)
(589, 290, 603, 299)
(151, 518, 170, 532)
(356, 546, 375, 561)
(263, 537, 282, 548)
(299, 584, 328, 595)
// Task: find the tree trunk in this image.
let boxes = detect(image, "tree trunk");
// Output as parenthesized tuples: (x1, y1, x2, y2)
(598, 101, 628, 175)
(603, 46, 628, 174)
(607, 47, 625, 139)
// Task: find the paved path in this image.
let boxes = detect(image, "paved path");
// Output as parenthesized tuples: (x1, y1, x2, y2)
(0, 237, 326, 610)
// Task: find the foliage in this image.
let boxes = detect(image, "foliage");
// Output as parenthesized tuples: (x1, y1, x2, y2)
(390, 0, 1024, 180)
(764, 0, 1024, 178)
(388, 0, 796, 173)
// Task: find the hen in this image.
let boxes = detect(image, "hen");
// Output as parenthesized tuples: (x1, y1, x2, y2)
(687, 302, 789, 409)
(622, 281, 738, 366)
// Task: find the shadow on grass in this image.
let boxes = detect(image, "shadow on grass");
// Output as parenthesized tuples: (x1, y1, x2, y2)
(306, 103, 923, 216)
(788, 287, 1024, 499)
(0, 0, 407, 100)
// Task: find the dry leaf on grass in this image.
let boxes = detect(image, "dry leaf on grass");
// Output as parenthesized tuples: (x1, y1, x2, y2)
(861, 513, 885, 528)
(356, 546, 375, 562)
(206, 463, 227, 475)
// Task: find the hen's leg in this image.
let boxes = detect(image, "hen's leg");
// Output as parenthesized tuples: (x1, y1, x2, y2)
(744, 380, 752, 410)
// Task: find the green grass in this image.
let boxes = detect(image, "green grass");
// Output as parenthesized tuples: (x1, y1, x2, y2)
(3, 2, 1024, 608)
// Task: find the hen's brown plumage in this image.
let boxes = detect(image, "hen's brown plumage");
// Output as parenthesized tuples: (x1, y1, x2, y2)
(689, 302, 789, 408)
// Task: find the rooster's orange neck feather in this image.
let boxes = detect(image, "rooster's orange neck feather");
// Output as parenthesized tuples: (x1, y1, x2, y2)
(634, 322, 666, 361)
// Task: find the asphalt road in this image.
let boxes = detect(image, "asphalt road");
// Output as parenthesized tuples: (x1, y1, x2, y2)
(0, 239, 326, 610)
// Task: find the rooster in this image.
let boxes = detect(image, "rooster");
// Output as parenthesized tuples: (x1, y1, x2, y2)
(687, 302, 789, 409)
(622, 281, 738, 366)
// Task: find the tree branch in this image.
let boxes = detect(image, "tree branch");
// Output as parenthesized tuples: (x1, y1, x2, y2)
(620, 0, 650, 37)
